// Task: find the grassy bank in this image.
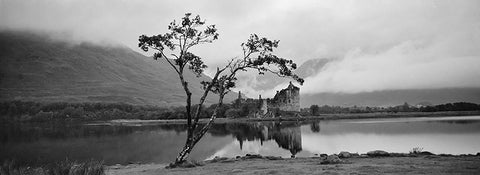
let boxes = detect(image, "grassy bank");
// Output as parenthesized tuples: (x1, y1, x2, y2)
(107, 151, 480, 175)
(0, 159, 104, 175)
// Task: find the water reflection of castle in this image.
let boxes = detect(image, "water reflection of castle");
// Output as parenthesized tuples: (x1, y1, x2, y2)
(158, 122, 321, 157)
(230, 122, 303, 157)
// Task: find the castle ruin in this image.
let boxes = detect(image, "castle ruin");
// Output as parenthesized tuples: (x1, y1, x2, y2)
(235, 82, 300, 118)
(266, 81, 300, 112)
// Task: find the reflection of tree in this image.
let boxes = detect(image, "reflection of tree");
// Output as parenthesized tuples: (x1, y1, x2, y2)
(310, 122, 320, 133)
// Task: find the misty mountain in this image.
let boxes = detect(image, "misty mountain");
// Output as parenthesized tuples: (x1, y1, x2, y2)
(0, 31, 235, 106)
(295, 58, 332, 78)
(239, 57, 480, 107)
(295, 59, 480, 107)
(240, 58, 332, 91)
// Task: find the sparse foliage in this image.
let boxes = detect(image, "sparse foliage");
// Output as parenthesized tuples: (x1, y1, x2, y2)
(139, 13, 218, 78)
(410, 147, 424, 154)
(138, 13, 303, 166)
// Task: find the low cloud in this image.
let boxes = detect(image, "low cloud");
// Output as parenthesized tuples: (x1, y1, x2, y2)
(2, 0, 479, 96)
(237, 21, 480, 96)
(301, 35, 480, 94)
(232, 0, 480, 96)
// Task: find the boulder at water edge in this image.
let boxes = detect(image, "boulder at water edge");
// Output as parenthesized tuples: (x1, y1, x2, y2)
(338, 151, 352, 158)
(367, 150, 390, 157)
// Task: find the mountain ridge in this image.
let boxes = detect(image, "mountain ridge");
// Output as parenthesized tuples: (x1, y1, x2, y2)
(0, 30, 235, 106)
(301, 87, 480, 107)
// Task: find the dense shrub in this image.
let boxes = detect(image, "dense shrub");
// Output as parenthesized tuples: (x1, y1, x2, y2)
(0, 101, 228, 122)
(225, 108, 241, 118)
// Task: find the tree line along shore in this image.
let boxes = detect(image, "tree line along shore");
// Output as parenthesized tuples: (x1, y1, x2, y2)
(1, 101, 480, 123)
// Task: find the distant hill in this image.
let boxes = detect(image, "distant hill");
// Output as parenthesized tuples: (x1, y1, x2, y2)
(301, 88, 480, 107)
(0, 31, 235, 106)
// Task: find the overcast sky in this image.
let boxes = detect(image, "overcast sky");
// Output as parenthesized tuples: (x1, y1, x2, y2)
(1, 0, 479, 96)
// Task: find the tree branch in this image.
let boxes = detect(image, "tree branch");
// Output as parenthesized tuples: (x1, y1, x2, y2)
(191, 67, 224, 131)
(154, 49, 181, 75)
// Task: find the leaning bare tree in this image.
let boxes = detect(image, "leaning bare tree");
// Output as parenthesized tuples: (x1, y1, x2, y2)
(138, 13, 304, 166)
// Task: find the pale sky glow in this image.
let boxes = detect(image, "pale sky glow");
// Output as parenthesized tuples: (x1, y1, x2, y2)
(1, 0, 479, 96)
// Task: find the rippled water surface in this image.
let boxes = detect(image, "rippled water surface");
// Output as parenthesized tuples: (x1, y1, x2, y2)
(1, 116, 480, 165)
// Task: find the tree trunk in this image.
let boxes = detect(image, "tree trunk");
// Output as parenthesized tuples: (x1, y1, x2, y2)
(173, 94, 224, 165)
(174, 140, 194, 164)
(173, 114, 217, 164)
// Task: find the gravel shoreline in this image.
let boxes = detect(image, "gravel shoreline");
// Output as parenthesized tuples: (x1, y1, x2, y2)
(107, 152, 480, 175)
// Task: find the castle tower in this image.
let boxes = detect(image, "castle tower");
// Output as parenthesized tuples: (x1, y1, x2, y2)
(235, 91, 243, 107)
(288, 81, 294, 89)
(260, 98, 268, 115)
(270, 82, 300, 112)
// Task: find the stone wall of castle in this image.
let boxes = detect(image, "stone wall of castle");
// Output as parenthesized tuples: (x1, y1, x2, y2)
(259, 99, 268, 115)
(268, 82, 300, 112)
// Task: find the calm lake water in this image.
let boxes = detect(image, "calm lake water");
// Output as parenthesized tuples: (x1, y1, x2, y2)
(1, 116, 480, 165)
